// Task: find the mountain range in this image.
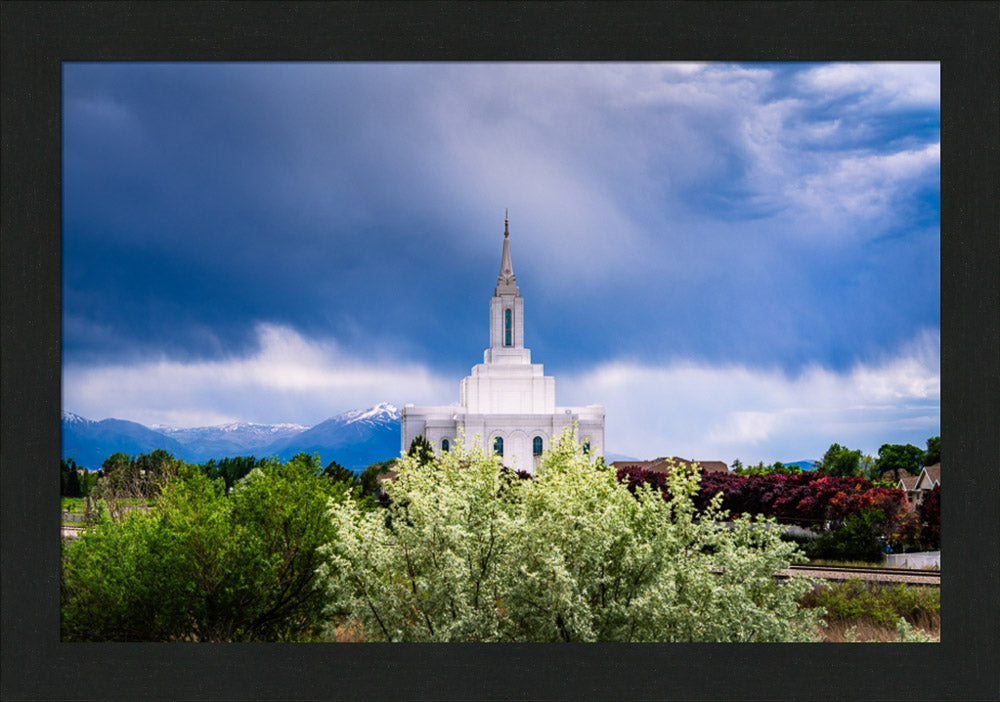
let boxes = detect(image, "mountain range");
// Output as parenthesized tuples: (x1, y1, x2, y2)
(62, 403, 402, 471)
(62, 405, 817, 473)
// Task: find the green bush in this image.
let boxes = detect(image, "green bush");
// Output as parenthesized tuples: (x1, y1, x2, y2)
(806, 510, 886, 562)
(805, 578, 940, 628)
(62, 455, 348, 641)
(319, 428, 822, 642)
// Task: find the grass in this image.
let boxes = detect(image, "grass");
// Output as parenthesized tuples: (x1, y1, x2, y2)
(61, 497, 87, 513)
(800, 577, 940, 642)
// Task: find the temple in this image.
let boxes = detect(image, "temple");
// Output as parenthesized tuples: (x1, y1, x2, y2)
(401, 214, 605, 472)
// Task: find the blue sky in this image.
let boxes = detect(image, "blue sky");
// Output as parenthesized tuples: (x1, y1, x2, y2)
(62, 62, 940, 463)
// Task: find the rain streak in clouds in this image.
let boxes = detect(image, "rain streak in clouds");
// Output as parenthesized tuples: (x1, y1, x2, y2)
(62, 62, 940, 462)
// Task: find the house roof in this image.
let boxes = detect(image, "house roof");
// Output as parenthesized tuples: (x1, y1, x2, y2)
(611, 457, 730, 474)
(897, 472, 920, 491)
(918, 462, 941, 488)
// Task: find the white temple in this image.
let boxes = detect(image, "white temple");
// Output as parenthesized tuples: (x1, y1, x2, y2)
(401, 214, 605, 473)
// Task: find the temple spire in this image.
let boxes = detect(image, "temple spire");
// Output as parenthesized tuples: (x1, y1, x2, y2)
(496, 211, 518, 294)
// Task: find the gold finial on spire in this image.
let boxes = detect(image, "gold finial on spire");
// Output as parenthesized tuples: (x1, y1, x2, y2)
(504, 208, 509, 237)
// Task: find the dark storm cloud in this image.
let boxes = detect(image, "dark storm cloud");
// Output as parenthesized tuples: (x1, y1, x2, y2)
(63, 62, 939, 460)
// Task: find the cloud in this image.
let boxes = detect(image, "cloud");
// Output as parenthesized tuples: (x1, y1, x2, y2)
(62, 62, 940, 420)
(62, 319, 940, 467)
(63, 323, 456, 427)
(783, 142, 939, 230)
(560, 329, 939, 462)
(797, 62, 940, 109)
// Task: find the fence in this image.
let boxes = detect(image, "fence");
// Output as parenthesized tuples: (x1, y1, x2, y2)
(884, 551, 940, 570)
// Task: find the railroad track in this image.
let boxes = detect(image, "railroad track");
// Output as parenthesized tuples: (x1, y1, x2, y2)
(782, 564, 940, 586)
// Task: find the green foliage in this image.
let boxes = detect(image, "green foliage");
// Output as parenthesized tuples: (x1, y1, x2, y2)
(805, 578, 939, 629)
(322, 459, 357, 485)
(818, 443, 863, 477)
(407, 435, 436, 466)
(61, 458, 82, 497)
(874, 443, 925, 482)
(202, 455, 263, 492)
(318, 428, 822, 642)
(892, 617, 937, 642)
(358, 458, 396, 500)
(806, 510, 887, 562)
(92, 450, 185, 515)
(733, 461, 802, 476)
(924, 436, 940, 466)
(859, 454, 878, 481)
(61, 456, 344, 641)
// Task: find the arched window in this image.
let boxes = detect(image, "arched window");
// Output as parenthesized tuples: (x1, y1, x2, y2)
(441, 438, 450, 453)
(504, 308, 512, 347)
(493, 436, 504, 456)
(533, 436, 543, 456)
(582, 439, 591, 455)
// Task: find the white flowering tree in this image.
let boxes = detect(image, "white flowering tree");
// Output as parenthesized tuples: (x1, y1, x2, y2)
(318, 428, 822, 642)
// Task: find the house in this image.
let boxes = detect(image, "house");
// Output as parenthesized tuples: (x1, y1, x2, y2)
(897, 462, 940, 508)
(896, 469, 922, 509)
(916, 462, 941, 491)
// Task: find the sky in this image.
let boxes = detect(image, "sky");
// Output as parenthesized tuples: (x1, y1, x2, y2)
(62, 62, 940, 464)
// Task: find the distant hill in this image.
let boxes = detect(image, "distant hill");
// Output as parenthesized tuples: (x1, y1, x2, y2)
(605, 453, 641, 463)
(62, 412, 187, 468)
(62, 403, 403, 471)
(784, 460, 818, 471)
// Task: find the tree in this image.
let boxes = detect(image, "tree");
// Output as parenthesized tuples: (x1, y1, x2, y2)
(203, 455, 261, 492)
(61, 455, 345, 641)
(919, 484, 940, 549)
(322, 458, 357, 485)
(91, 450, 184, 518)
(818, 443, 863, 477)
(924, 436, 941, 466)
(407, 435, 435, 466)
(873, 443, 925, 483)
(318, 428, 822, 642)
(61, 458, 82, 498)
(808, 510, 888, 562)
(859, 454, 878, 481)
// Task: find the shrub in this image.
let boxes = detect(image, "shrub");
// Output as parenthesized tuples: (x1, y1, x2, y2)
(318, 428, 822, 642)
(61, 455, 347, 641)
(810, 510, 887, 562)
(802, 578, 939, 631)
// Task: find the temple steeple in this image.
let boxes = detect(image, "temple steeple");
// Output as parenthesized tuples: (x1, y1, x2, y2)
(488, 212, 526, 359)
(496, 209, 518, 294)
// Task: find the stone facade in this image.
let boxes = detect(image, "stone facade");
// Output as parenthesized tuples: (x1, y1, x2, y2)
(401, 216, 604, 473)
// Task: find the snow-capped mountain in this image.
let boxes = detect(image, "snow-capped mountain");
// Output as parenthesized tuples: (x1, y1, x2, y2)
(262, 403, 400, 469)
(154, 421, 309, 440)
(62, 413, 187, 468)
(62, 404, 402, 470)
(62, 410, 89, 425)
(153, 421, 309, 460)
(334, 402, 399, 427)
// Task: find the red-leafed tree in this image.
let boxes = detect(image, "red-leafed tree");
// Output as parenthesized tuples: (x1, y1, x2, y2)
(616, 465, 907, 530)
(919, 484, 940, 549)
